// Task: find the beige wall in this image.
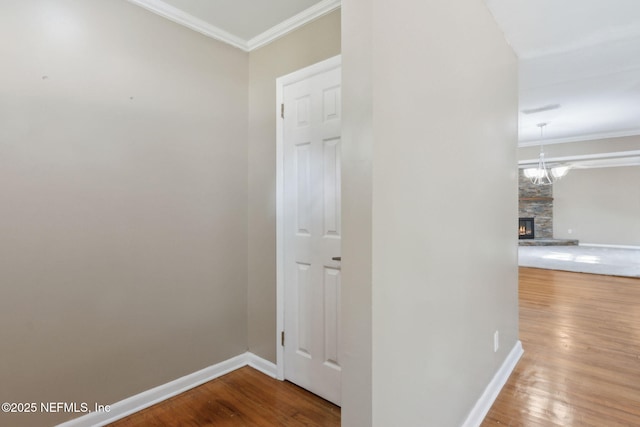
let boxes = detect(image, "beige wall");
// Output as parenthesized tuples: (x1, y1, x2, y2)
(341, 0, 373, 423)
(554, 166, 640, 246)
(342, 0, 519, 425)
(247, 11, 341, 362)
(0, 1, 248, 426)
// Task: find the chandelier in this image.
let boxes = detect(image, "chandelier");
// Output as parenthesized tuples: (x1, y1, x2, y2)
(523, 123, 570, 185)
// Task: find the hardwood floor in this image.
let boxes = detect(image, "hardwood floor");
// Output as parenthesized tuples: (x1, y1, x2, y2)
(483, 267, 640, 426)
(108, 367, 340, 427)
(110, 267, 640, 426)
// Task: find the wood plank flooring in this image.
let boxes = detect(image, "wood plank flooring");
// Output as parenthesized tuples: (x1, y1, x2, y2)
(483, 267, 640, 426)
(110, 267, 640, 426)
(108, 367, 340, 427)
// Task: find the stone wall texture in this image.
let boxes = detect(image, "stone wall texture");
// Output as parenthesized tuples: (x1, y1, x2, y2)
(518, 170, 553, 238)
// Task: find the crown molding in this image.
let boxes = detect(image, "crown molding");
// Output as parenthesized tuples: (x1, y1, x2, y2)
(127, 0, 342, 52)
(518, 150, 640, 169)
(247, 0, 342, 51)
(126, 0, 247, 50)
(518, 128, 640, 148)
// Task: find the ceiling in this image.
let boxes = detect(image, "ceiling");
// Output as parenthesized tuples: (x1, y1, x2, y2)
(128, 0, 640, 147)
(485, 0, 640, 146)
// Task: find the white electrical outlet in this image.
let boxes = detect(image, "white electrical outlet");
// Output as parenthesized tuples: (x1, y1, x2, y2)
(568, 229, 573, 234)
(494, 331, 499, 352)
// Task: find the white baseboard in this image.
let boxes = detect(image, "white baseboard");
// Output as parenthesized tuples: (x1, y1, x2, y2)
(247, 352, 278, 378)
(580, 243, 640, 250)
(461, 340, 524, 427)
(57, 352, 277, 427)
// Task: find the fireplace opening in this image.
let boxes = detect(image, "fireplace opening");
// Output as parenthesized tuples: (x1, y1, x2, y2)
(519, 217, 534, 240)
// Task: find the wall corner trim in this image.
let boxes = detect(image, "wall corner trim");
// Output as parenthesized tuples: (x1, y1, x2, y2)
(247, 352, 278, 378)
(56, 352, 278, 427)
(461, 340, 524, 427)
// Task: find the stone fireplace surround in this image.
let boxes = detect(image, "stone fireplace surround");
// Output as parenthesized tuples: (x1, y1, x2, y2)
(518, 170, 578, 246)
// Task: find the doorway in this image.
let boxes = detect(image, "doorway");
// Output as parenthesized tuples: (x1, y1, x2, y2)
(276, 55, 342, 405)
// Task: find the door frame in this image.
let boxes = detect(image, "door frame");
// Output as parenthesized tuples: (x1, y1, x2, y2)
(275, 54, 342, 381)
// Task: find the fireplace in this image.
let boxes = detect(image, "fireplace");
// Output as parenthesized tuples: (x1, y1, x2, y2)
(519, 217, 534, 239)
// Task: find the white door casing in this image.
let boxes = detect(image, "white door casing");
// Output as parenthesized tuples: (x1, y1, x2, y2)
(276, 56, 342, 406)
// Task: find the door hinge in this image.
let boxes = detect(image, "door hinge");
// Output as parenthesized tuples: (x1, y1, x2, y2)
(281, 103, 284, 119)
(281, 331, 285, 346)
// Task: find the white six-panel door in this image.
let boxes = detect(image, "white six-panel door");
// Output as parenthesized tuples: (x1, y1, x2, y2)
(282, 63, 342, 405)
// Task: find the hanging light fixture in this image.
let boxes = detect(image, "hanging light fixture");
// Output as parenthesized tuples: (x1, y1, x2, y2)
(523, 123, 570, 185)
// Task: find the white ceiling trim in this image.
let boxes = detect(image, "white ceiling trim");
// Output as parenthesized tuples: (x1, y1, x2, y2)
(126, 0, 247, 50)
(518, 128, 640, 148)
(247, 0, 341, 51)
(519, 150, 640, 169)
(127, 0, 341, 52)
